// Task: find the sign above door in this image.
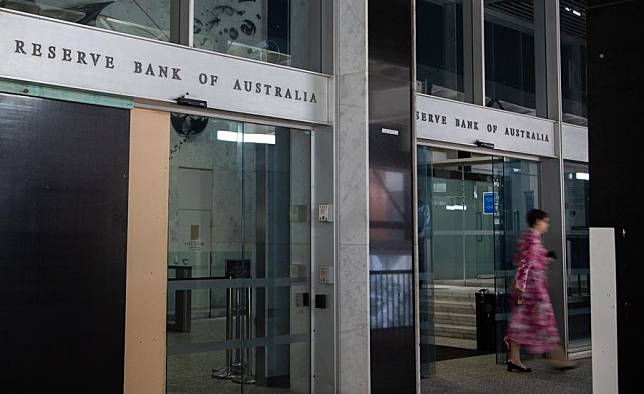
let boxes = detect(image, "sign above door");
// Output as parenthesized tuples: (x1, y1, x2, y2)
(0, 9, 330, 125)
(416, 94, 556, 157)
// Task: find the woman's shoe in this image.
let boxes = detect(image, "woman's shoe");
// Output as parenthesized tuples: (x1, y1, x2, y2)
(507, 360, 532, 373)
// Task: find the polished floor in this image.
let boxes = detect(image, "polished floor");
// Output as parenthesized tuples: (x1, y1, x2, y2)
(422, 354, 592, 393)
(167, 317, 302, 394)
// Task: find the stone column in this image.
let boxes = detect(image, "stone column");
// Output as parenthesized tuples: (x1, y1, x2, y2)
(334, 0, 370, 393)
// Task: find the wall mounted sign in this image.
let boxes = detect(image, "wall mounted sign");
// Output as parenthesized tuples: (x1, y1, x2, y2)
(483, 192, 497, 215)
(562, 123, 589, 163)
(416, 94, 556, 157)
(0, 9, 330, 125)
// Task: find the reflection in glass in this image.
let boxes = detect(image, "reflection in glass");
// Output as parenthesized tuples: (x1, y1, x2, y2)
(561, 1, 587, 126)
(1, 0, 171, 41)
(484, 0, 537, 116)
(564, 162, 590, 347)
(166, 114, 311, 393)
(417, 146, 541, 383)
(416, 0, 465, 101)
(193, 0, 322, 72)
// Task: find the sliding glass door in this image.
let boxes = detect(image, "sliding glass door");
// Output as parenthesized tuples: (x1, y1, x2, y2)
(166, 114, 312, 393)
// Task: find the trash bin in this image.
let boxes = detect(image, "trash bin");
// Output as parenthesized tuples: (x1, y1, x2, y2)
(475, 288, 496, 352)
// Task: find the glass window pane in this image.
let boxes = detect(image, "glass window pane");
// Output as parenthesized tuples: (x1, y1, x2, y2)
(1, 0, 171, 41)
(416, 0, 465, 101)
(193, 0, 322, 72)
(484, 0, 537, 116)
(561, 1, 587, 126)
(564, 162, 590, 346)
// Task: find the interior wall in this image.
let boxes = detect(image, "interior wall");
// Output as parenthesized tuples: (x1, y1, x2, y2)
(124, 108, 170, 394)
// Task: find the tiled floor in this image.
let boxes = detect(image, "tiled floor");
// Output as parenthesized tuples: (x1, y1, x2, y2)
(422, 354, 592, 393)
(166, 318, 302, 394)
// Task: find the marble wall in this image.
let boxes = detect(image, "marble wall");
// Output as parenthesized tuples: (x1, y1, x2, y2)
(335, 0, 371, 393)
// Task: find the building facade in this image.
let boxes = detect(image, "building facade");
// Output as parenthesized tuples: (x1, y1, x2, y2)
(0, 0, 588, 393)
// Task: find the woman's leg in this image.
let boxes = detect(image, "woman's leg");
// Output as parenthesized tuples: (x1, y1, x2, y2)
(546, 345, 576, 368)
(509, 341, 525, 367)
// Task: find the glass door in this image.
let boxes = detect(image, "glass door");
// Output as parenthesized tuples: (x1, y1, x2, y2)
(166, 114, 312, 393)
(492, 157, 540, 364)
(418, 146, 498, 387)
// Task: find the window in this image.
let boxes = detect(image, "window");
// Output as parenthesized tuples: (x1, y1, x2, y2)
(564, 161, 590, 346)
(193, 0, 322, 72)
(1, 0, 171, 41)
(561, 0, 587, 126)
(416, 0, 465, 101)
(484, 0, 538, 116)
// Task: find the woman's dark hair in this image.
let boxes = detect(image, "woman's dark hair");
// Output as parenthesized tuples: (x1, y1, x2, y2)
(527, 209, 548, 227)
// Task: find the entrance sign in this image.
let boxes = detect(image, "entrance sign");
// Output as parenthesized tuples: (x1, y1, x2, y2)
(416, 94, 556, 157)
(0, 9, 330, 124)
(483, 192, 497, 215)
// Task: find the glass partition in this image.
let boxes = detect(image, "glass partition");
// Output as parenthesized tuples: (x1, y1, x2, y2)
(194, 0, 322, 72)
(1, 0, 171, 41)
(492, 156, 540, 363)
(484, 0, 538, 116)
(166, 113, 311, 393)
(416, 0, 465, 101)
(417, 146, 540, 388)
(564, 161, 590, 348)
(561, 0, 587, 126)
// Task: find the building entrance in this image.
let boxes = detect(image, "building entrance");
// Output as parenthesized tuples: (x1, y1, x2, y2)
(165, 113, 312, 393)
(417, 146, 540, 384)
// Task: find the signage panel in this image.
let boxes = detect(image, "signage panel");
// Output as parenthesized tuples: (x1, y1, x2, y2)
(562, 123, 589, 163)
(483, 192, 496, 215)
(0, 9, 330, 124)
(416, 94, 556, 157)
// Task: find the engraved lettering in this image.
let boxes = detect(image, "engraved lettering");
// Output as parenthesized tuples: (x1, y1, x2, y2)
(62, 48, 72, 62)
(89, 53, 101, 66)
(31, 43, 42, 57)
(14, 40, 26, 54)
(76, 51, 87, 65)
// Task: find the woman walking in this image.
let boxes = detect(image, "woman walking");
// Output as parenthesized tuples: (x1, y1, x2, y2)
(504, 209, 576, 372)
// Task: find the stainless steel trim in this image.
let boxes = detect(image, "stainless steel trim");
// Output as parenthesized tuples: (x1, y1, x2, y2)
(416, 140, 542, 162)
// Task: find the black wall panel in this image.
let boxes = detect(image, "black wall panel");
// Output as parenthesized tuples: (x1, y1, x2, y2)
(587, 1, 643, 391)
(0, 93, 130, 393)
(368, 0, 415, 393)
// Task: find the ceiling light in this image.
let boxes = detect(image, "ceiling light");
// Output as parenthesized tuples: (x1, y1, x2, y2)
(217, 130, 276, 144)
(575, 172, 590, 180)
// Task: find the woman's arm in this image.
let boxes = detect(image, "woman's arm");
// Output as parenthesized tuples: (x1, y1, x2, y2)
(514, 234, 538, 292)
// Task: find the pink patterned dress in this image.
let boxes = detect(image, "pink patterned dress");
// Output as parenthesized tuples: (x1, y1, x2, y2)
(504, 229, 560, 353)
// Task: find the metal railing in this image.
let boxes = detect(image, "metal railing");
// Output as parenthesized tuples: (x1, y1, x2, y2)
(370, 270, 414, 329)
